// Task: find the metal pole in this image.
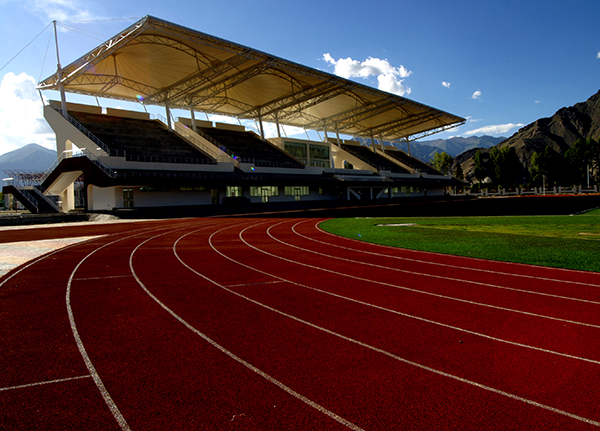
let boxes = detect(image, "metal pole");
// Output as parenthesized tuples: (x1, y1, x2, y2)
(275, 117, 281, 138)
(190, 106, 197, 132)
(258, 114, 265, 139)
(165, 98, 172, 129)
(53, 21, 68, 117)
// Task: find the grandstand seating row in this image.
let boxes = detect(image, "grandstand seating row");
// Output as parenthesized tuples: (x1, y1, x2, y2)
(197, 127, 305, 169)
(340, 144, 410, 174)
(69, 109, 435, 174)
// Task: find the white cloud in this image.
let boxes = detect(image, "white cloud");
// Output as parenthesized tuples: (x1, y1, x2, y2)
(323, 53, 412, 96)
(462, 123, 524, 137)
(23, 0, 95, 22)
(0, 72, 55, 155)
(597, 52, 600, 59)
(470, 90, 482, 100)
(442, 81, 451, 89)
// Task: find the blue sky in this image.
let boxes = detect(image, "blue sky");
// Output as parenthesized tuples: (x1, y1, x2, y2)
(1, 0, 599, 155)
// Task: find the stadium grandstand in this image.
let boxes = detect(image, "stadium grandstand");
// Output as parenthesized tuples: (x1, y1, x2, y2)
(3, 15, 465, 213)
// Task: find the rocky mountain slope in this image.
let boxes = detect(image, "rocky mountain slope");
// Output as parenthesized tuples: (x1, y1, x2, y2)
(455, 89, 600, 182)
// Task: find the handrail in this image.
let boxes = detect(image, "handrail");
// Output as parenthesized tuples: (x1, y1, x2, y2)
(5, 176, 40, 211)
(50, 105, 111, 155)
(174, 123, 239, 167)
(33, 184, 61, 212)
(190, 126, 241, 160)
(14, 187, 39, 211)
(41, 149, 117, 186)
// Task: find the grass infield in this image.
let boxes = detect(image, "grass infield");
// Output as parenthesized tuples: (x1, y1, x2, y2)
(320, 208, 600, 272)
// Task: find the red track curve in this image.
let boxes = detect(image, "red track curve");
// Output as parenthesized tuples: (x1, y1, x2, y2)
(1, 217, 599, 430)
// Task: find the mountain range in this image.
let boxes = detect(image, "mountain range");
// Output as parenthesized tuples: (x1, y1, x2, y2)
(408, 135, 506, 161)
(0, 144, 56, 181)
(454, 89, 600, 182)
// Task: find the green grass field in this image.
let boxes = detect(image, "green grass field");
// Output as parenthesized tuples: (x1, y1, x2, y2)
(320, 208, 600, 272)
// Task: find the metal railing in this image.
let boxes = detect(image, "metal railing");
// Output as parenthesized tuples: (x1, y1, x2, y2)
(3, 177, 39, 212)
(51, 105, 111, 155)
(173, 122, 237, 165)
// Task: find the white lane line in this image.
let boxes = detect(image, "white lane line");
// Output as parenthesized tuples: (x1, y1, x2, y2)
(213, 222, 600, 365)
(177, 223, 600, 428)
(0, 375, 92, 392)
(73, 274, 133, 281)
(314, 220, 600, 287)
(226, 280, 286, 288)
(65, 222, 203, 431)
(282, 221, 600, 306)
(236, 221, 600, 330)
(67, 232, 158, 431)
(128, 226, 364, 431)
(217, 222, 600, 365)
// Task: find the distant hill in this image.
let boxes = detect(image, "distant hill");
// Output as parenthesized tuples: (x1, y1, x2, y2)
(455, 89, 600, 182)
(0, 144, 56, 180)
(408, 135, 505, 162)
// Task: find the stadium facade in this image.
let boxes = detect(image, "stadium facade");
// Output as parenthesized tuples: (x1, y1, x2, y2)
(4, 16, 465, 213)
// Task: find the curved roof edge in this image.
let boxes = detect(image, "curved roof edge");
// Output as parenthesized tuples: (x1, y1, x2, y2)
(38, 15, 465, 142)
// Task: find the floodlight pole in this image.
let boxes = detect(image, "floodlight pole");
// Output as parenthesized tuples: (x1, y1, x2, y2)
(53, 21, 68, 117)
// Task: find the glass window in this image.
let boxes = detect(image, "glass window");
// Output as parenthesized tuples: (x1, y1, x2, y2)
(284, 186, 309, 196)
(284, 142, 307, 163)
(226, 186, 243, 197)
(250, 186, 279, 197)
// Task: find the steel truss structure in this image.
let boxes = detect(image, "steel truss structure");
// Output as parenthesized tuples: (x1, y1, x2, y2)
(38, 16, 464, 143)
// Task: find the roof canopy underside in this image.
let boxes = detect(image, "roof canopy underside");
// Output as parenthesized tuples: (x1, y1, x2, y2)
(38, 16, 465, 141)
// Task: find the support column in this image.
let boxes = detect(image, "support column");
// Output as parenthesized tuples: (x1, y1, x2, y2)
(190, 106, 197, 132)
(275, 117, 281, 138)
(405, 137, 412, 156)
(61, 183, 75, 212)
(258, 114, 265, 139)
(165, 99, 172, 130)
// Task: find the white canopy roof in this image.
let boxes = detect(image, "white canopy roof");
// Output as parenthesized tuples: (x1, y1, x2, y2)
(38, 16, 465, 141)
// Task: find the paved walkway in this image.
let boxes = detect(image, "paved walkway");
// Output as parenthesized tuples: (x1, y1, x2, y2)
(0, 236, 98, 277)
(0, 217, 149, 277)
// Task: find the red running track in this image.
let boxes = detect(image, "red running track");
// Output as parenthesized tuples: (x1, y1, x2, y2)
(2, 217, 600, 430)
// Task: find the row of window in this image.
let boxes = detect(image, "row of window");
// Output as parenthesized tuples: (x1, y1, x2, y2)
(284, 142, 330, 167)
(228, 186, 311, 197)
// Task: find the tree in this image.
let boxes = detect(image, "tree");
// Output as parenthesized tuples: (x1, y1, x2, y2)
(454, 163, 464, 181)
(432, 151, 453, 175)
(473, 150, 487, 185)
(490, 146, 523, 188)
(529, 146, 562, 186)
(565, 138, 599, 186)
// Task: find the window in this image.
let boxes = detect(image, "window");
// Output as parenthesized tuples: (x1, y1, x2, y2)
(140, 187, 169, 192)
(226, 186, 243, 197)
(180, 186, 206, 191)
(123, 188, 134, 207)
(250, 186, 279, 202)
(284, 142, 307, 163)
(309, 144, 330, 167)
(284, 186, 309, 196)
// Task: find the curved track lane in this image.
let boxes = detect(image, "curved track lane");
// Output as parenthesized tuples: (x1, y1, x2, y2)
(1, 217, 600, 430)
